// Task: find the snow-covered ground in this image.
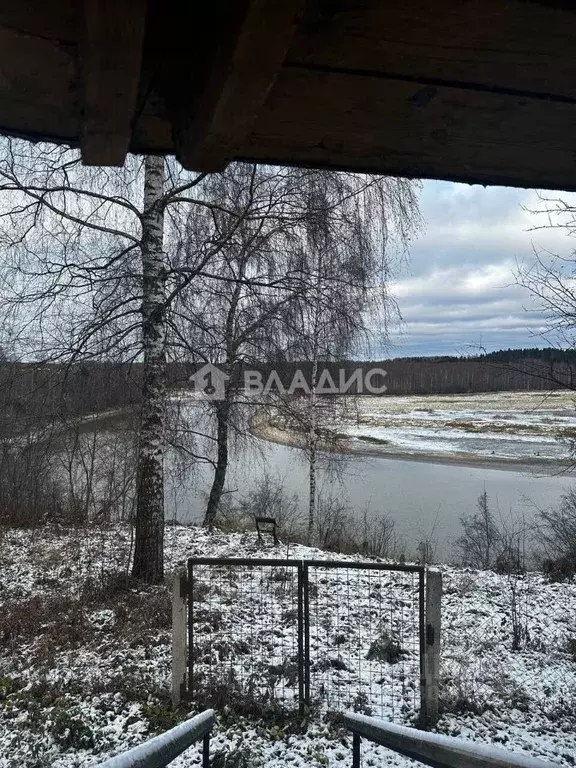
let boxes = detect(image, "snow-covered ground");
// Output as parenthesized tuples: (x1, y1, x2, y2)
(0, 524, 575, 767)
(336, 391, 576, 463)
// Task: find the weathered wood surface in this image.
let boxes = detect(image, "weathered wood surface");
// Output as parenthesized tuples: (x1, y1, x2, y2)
(242, 67, 576, 189)
(80, 0, 147, 166)
(1, 0, 576, 188)
(288, 0, 576, 101)
(169, 0, 304, 172)
(422, 570, 441, 724)
(0, 25, 76, 142)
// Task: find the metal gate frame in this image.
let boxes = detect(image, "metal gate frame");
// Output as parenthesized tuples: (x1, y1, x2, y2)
(300, 559, 426, 716)
(185, 557, 428, 717)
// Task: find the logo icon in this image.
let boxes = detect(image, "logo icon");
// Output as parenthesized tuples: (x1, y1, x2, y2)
(189, 363, 229, 400)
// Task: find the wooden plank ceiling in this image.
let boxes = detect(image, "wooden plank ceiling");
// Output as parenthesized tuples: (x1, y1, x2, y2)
(0, 0, 576, 189)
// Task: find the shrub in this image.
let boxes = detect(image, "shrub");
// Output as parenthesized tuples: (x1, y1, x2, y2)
(0, 442, 65, 527)
(49, 706, 95, 751)
(215, 473, 302, 541)
(141, 700, 185, 733)
(543, 557, 576, 582)
(455, 491, 500, 569)
(366, 632, 404, 664)
(539, 490, 576, 580)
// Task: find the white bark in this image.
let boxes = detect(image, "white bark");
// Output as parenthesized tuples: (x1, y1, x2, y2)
(132, 155, 166, 583)
(307, 356, 318, 545)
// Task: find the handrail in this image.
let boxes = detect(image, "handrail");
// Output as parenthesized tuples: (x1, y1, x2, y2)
(339, 712, 561, 768)
(97, 709, 215, 768)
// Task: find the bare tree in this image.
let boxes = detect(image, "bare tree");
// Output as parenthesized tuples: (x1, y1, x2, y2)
(0, 141, 246, 582)
(173, 164, 312, 527)
(174, 167, 419, 531)
(0, 147, 174, 581)
(538, 489, 576, 577)
(132, 156, 166, 581)
(275, 172, 420, 543)
(517, 193, 576, 351)
(455, 490, 501, 569)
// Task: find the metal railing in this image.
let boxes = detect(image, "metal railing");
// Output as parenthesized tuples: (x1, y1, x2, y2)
(339, 712, 561, 768)
(97, 709, 215, 768)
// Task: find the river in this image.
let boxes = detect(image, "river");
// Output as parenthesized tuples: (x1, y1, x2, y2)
(167, 431, 572, 561)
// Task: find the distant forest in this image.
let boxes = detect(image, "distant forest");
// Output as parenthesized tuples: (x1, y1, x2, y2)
(389, 347, 576, 364)
(1, 348, 575, 436)
(356, 347, 576, 395)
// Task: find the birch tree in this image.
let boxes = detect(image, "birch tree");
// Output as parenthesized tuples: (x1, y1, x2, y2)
(0, 141, 240, 582)
(175, 167, 420, 532)
(276, 172, 420, 544)
(132, 156, 166, 580)
(173, 165, 313, 527)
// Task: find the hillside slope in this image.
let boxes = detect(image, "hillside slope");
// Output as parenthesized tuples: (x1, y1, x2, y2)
(0, 525, 575, 767)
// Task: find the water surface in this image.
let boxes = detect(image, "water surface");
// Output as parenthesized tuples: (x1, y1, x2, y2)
(168, 434, 571, 560)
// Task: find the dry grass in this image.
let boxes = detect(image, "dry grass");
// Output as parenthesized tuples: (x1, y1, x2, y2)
(0, 575, 171, 663)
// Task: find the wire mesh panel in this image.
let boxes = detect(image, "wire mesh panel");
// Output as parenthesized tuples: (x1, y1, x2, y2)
(305, 562, 424, 723)
(187, 558, 303, 714)
(187, 557, 425, 723)
(441, 569, 576, 717)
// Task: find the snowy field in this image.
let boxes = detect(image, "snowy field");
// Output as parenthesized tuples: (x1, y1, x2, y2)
(336, 391, 576, 463)
(0, 524, 575, 767)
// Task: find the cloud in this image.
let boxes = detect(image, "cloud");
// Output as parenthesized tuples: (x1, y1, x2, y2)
(385, 181, 576, 357)
(393, 263, 515, 301)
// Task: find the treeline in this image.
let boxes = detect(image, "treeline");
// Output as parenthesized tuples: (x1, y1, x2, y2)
(0, 362, 194, 437)
(0, 363, 140, 436)
(380, 347, 576, 365)
(475, 347, 576, 364)
(2, 350, 575, 437)
(251, 357, 576, 395)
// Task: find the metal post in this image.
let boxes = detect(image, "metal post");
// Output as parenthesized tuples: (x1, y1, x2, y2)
(418, 569, 426, 722)
(202, 733, 210, 768)
(423, 570, 442, 725)
(172, 569, 187, 706)
(297, 561, 305, 715)
(303, 563, 311, 706)
(352, 732, 361, 768)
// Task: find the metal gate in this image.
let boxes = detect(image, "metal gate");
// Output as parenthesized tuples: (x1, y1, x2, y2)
(186, 557, 426, 722)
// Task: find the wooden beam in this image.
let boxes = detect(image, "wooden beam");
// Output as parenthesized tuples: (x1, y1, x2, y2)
(80, 0, 147, 166)
(171, 0, 304, 172)
(241, 67, 576, 192)
(0, 25, 77, 144)
(288, 0, 576, 102)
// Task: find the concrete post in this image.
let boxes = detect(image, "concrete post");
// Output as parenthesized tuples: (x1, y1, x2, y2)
(423, 570, 442, 725)
(172, 568, 187, 707)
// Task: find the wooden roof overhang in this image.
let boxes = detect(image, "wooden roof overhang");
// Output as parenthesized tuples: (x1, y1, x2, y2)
(1, 0, 576, 190)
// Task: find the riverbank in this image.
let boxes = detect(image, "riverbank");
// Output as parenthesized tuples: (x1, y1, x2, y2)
(250, 410, 572, 474)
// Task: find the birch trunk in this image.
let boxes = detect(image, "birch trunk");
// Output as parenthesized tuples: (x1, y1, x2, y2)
(203, 277, 242, 528)
(132, 155, 166, 583)
(307, 357, 319, 545)
(204, 398, 230, 528)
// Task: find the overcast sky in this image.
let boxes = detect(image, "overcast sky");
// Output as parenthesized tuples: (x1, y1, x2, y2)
(385, 180, 576, 358)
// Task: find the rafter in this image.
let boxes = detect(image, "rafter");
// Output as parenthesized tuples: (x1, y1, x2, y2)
(80, 0, 147, 166)
(169, 0, 304, 172)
